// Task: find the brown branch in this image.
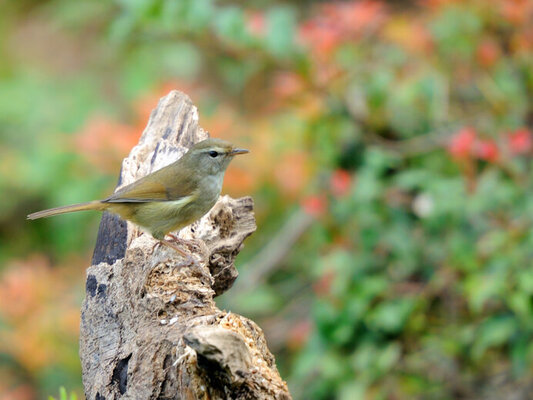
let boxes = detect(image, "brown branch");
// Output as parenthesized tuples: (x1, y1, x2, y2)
(80, 90, 291, 400)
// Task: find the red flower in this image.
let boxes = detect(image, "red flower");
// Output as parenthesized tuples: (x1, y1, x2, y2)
(501, 0, 533, 25)
(475, 140, 499, 163)
(246, 11, 265, 36)
(298, 1, 385, 57)
(508, 128, 532, 155)
(477, 39, 500, 68)
(330, 169, 352, 197)
(448, 127, 477, 159)
(302, 195, 327, 217)
(313, 269, 335, 296)
(287, 320, 312, 350)
(322, 0, 384, 36)
(272, 72, 305, 99)
(298, 20, 343, 56)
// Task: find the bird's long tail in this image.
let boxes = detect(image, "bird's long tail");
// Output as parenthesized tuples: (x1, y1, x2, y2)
(27, 201, 107, 220)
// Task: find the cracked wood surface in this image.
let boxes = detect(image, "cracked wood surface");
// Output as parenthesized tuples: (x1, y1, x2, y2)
(80, 90, 291, 400)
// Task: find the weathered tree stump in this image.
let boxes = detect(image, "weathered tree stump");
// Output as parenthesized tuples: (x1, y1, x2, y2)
(80, 91, 291, 400)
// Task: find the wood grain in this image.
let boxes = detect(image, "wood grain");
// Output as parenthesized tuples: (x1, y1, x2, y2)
(80, 90, 291, 399)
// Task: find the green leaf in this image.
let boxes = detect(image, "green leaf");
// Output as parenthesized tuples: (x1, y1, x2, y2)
(366, 299, 414, 334)
(264, 6, 297, 58)
(472, 316, 517, 359)
(338, 381, 367, 400)
(213, 6, 249, 44)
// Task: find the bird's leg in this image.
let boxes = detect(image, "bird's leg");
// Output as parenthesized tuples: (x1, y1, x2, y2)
(159, 238, 189, 258)
(166, 233, 209, 262)
(150, 236, 196, 265)
(158, 234, 200, 265)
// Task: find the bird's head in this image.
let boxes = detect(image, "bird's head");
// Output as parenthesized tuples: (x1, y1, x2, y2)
(184, 138, 249, 176)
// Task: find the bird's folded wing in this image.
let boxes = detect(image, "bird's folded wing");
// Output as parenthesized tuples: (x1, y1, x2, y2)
(103, 180, 172, 202)
(103, 163, 198, 203)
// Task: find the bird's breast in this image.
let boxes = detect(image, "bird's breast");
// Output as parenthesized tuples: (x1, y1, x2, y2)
(200, 172, 224, 202)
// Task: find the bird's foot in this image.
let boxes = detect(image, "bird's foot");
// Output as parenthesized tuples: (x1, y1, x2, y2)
(159, 238, 188, 257)
(151, 234, 207, 266)
(166, 234, 209, 261)
(149, 238, 193, 264)
(150, 240, 162, 254)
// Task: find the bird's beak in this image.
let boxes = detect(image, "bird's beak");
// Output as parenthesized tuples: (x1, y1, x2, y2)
(230, 148, 249, 156)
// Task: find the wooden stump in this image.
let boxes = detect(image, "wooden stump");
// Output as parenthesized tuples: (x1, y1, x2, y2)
(80, 91, 291, 400)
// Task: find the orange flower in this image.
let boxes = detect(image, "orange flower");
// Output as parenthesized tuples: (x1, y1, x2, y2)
(322, 0, 385, 36)
(0, 384, 35, 400)
(200, 106, 238, 139)
(274, 151, 312, 198)
(272, 71, 306, 100)
(74, 115, 139, 172)
(501, 0, 533, 25)
(298, 20, 343, 56)
(476, 39, 501, 68)
(223, 167, 255, 197)
(421, 0, 460, 9)
(0, 255, 83, 372)
(384, 19, 433, 54)
(298, 1, 385, 57)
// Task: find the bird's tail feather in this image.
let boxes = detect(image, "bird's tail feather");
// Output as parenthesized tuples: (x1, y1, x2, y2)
(27, 201, 106, 220)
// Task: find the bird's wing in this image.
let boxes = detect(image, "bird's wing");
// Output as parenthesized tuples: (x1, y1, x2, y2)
(103, 165, 197, 203)
(104, 180, 171, 202)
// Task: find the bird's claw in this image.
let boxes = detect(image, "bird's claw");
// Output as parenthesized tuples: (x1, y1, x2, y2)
(150, 235, 203, 267)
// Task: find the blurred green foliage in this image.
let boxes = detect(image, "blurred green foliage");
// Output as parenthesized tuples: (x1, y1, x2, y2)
(48, 386, 77, 400)
(0, 0, 532, 399)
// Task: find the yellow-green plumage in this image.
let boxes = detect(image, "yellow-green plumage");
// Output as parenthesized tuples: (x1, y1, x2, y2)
(27, 138, 248, 241)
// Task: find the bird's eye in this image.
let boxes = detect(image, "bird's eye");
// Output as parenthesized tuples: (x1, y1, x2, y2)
(208, 151, 219, 158)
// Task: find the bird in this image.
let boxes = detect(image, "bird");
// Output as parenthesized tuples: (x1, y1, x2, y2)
(27, 138, 249, 256)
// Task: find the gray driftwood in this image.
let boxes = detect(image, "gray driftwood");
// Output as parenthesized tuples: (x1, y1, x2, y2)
(80, 90, 291, 400)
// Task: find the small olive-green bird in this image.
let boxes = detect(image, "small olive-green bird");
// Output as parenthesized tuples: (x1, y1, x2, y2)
(28, 138, 248, 254)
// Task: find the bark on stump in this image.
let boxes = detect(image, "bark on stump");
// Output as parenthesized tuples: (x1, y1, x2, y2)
(80, 90, 291, 400)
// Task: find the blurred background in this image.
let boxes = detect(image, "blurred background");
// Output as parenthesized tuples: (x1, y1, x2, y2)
(0, 0, 532, 399)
